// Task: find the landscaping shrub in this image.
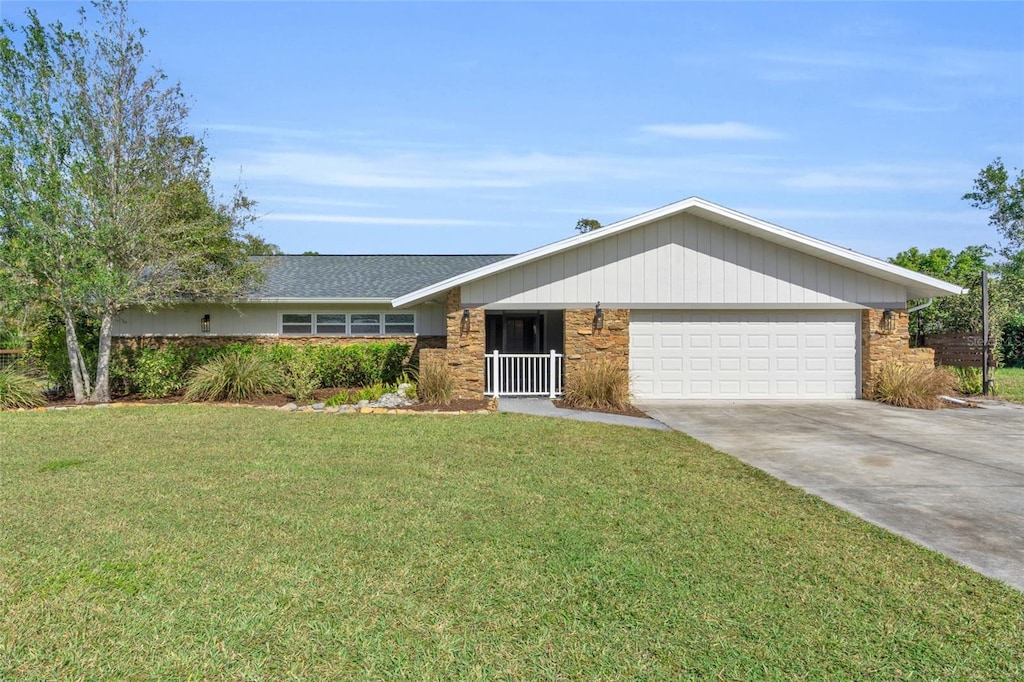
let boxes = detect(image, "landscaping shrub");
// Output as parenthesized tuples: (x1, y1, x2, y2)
(307, 341, 410, 387)
(950, 366, 984, 395)
(325, 390, 356, 407)
(1001, 312, 1024, 368)
(56, 339, 410, 400)
(28, 315, 100, 389)
(281, 350, 319, 402)
(114, 346, 192, 398)
(0, 367, 46, 409)
(562, 359, 630, 411)
(111, 342, 254, 398)
(415, 360, 454, 405)
(870, 362, 958, 409)
(184, 352, 285, 402)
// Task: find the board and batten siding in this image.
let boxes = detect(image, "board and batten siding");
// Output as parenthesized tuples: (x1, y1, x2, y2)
(114, 302, 447, 337)
(462, 213, 907, 309)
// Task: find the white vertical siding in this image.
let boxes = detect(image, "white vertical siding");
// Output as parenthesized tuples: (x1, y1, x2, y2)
(461, 213, 907, 307)
(114, 302, 446, 337)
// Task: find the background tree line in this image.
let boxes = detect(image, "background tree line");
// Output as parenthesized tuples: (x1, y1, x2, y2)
(891, 158, 1024, 365)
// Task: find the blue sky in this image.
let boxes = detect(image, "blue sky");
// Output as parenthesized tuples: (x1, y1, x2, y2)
(5, 1, 1024, 260)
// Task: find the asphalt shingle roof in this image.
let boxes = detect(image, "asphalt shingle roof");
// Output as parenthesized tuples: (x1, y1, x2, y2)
(250, 255, 513, 300)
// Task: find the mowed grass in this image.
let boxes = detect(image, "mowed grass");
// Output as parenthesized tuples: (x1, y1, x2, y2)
(995, 367, 1024, 403)
(1, 408, 1021, 680)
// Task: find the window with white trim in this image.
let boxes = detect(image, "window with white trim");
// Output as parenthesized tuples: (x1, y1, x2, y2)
(282, 313, 313, 335)
(350, 313, 382, 335)
(385, 313, 415, 334)
(316, 313, 346, 335)
(279, 312, 415, 336)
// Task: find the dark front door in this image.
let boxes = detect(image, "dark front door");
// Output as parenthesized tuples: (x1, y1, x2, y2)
(486, 313, 542, 354)
(504, 315, 540, 354)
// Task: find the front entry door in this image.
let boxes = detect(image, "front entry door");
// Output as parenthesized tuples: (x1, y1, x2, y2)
(503, 315, 540, 354)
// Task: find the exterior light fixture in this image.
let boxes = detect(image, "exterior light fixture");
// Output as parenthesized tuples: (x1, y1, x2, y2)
(881, 309, 896, 333)
(593, 302, 604, 331)
(460, 308, 471, 334)
(201, 314, 211, 333)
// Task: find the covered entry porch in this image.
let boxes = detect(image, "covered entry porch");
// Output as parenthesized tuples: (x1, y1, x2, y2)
(484, 310, 564, 397)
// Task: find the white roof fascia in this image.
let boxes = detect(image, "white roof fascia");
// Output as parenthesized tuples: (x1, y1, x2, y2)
(391, 197, 964, 307)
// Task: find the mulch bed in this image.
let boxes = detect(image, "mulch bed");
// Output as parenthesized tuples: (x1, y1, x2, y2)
(552, 400, 651, 419)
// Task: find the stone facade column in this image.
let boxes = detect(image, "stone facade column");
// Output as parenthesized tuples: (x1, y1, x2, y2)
(442, 287, 486, 400)
(860, 308, 935, 398)
(563, 308, 630, 386)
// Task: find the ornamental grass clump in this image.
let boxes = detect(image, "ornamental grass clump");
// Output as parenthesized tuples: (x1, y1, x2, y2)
(563, 359, 630, 411)
(0, 368, 46, 409)
(415, 360, 454, 405)
(870, 361, 958, 410)
(950, 366, 984, 395)
(184, 352, 285, 402)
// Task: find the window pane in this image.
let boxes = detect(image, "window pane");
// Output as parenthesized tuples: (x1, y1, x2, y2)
(385, 313, 415, 335)
(316, 313, 346, 335)
(350, 313, 381, 335)
(282, 314, 312, 335)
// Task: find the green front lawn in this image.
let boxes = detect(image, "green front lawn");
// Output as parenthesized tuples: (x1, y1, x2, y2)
(995, 367, 1024, 403)
(2, 408, 1021, 679)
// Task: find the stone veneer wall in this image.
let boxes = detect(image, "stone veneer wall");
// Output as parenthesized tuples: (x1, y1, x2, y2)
(563, 308, 630, 385)
(112, 334, 446, 365)
(430, 288, 486, 400)
(860, 308, 935, 398)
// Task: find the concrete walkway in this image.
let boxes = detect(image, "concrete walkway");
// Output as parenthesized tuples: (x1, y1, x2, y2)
(497, 397, 671, 430)
(639, 399, 1024, 592)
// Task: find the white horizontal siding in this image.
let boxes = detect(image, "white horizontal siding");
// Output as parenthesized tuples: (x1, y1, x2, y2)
(114, 302, 447, 337)
(463, 213, 907, 308)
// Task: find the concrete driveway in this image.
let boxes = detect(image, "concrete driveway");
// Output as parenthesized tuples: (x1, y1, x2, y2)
(638, 399, 1024, 592)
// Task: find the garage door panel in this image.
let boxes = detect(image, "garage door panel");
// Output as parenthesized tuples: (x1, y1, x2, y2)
(630, 311, 859, 399)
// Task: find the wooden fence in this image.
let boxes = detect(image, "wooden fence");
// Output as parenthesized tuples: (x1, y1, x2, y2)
(923, 333, 997, 368)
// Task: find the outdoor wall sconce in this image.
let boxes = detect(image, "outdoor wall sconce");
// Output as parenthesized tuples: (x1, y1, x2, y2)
(881, 309, 896, 333)
(593, 302, 604, 331)
(460, 308, 471, 334)
(201, 314, 211, 333)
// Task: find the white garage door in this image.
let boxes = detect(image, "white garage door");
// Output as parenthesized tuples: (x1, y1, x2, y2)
(630, 311, 859, 399)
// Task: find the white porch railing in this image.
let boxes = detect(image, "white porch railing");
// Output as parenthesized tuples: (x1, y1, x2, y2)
(485, 350, 564, 398)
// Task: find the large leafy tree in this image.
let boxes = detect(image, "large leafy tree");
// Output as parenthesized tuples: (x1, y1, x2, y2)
(0, 2, 261, 402)
(889, 246, 992, 340)
(963, 158, 1024, 364)
(240, 233, 283, 256)
(963, 158, 1024, 261)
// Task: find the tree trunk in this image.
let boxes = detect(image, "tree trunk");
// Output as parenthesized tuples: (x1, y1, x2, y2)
(62, 308, 91, 403)
(91, 308, 114, 403)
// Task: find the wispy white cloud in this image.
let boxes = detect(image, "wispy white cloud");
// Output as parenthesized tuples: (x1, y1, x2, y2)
(754, 46, 1023, 83)
(236, 149, 670, 189)
(258, 195, 384, 209)
(641, 122, 783, 140)
(854, 98, 955, 113)
(261, 213, 500, 227)
(217, 138, 973, 199)
(780, 163, 969, 192)
(205, 123, 322, 139)
(739, 207, 981, 225)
